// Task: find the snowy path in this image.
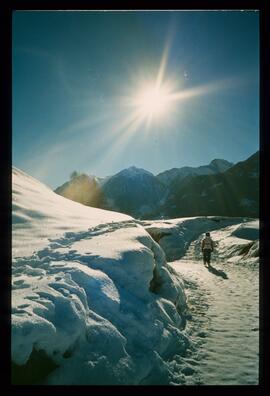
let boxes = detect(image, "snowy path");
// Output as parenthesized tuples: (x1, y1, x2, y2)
(170, 241, 259, 385)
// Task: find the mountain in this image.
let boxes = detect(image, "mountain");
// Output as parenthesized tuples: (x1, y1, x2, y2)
(55, 173, 104, 208)
(156, 159, 234, 187)
(54, 153, 258, 219)
(101, 166, 166, 217)
(160, 151, 259, 218)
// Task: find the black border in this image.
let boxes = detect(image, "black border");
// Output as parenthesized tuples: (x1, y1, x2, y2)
(259, 3, 270, 393)
(0, 0, 12, 391)
(1, 0, 269, 394)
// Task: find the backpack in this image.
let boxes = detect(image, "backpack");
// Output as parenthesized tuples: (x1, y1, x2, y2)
(202, 236, 213, 250)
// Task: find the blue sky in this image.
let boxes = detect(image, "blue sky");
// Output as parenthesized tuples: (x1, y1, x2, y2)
(13, 10, 259, 189)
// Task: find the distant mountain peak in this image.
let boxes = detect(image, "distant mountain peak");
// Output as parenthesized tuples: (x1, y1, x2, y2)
(209, 159, 234, 172)
(210, 158, 233, 166)
(118, 166, 154, 178)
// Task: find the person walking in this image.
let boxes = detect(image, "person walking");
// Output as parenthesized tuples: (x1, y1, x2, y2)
(201, 232, 214, 267)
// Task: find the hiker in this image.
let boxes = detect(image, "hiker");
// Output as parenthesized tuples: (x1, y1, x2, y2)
(201, 232, 214, 267)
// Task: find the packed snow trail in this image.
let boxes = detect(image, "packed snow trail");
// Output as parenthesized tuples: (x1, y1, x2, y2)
(170, 240, 259, 385)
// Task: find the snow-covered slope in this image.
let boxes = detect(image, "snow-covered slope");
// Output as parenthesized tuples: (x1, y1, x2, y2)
(12, 167, 131, 258)
(12, 167, 188, 385)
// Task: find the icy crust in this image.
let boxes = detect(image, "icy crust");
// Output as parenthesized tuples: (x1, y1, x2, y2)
(12, 167, 188, 385)
(141, 217, 255, 261)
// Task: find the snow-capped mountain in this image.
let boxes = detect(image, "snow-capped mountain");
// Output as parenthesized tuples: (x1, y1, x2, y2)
(156, 159, 233, 187)
(55, 153, 258, 219)
(101, 166, 166, 217)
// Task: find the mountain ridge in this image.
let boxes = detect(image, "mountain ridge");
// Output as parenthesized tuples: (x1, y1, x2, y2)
(54, 152, 259, 219)
(159, 151, 259, 218)
(156, 158, 234, 187)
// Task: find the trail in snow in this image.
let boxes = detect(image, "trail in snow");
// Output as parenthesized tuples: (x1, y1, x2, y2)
(170, 240, 259, 385)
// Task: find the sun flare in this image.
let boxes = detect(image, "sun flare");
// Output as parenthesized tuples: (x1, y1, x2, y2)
(123, 38, 226, 134)
(134, 84, 172, 119)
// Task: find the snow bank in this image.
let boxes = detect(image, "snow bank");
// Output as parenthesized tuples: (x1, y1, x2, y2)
(172, 219, 259, 267)
(209, 220, 259, 266)
(141, 217, 254, 261)
(231, 220, 259, 241)
(12, 167, 188, 385)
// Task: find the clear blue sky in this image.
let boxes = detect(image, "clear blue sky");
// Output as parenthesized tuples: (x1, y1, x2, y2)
(12, 10, 259, 189)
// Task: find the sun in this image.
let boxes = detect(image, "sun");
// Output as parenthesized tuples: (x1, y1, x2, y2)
(134, 83, 172, 119)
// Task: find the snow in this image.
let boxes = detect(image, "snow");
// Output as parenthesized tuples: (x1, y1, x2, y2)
(170, 257, 259, 384)
(12, 166, 259, 385)
(141, 216, 255, 261)
(115, 166, 154, 179)
(142, 217, 259, 385)
(209, 221, 259, 266)
(12, 167, 188, 385)
(231, 220, 259, 240)
(168, 220, 259, 384)
(12, 167, 132, 258)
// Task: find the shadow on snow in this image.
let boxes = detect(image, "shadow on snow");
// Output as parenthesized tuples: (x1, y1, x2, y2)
(205, 264, 228, 280)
